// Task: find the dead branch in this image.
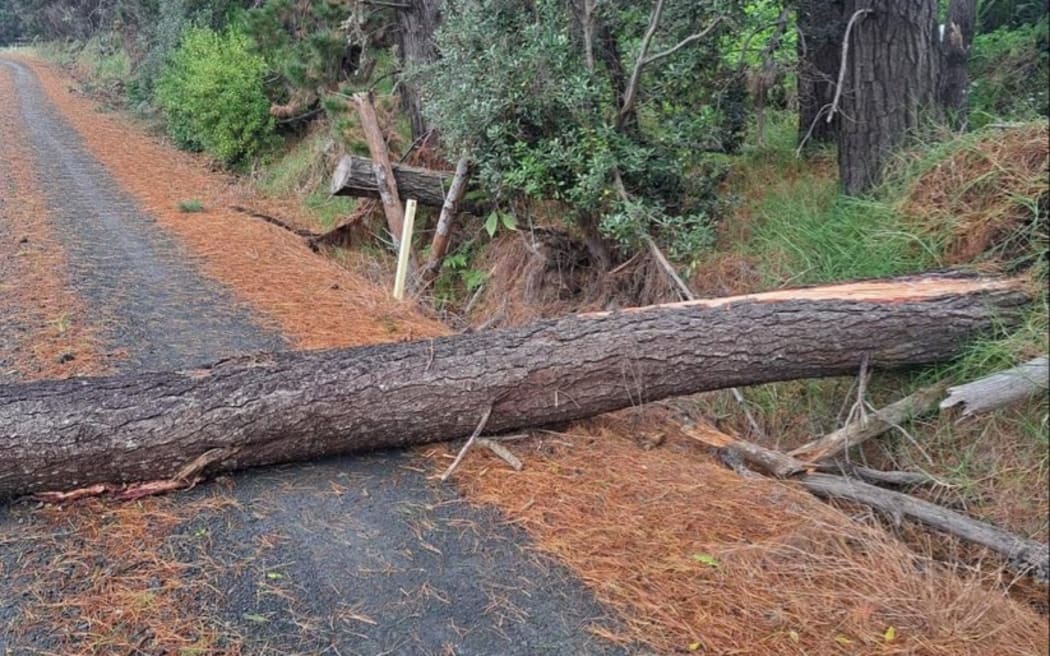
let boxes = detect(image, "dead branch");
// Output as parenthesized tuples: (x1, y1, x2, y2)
(940, 356, 1048, 419)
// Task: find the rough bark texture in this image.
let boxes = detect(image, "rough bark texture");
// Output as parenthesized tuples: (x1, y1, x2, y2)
(838, 0, 940, 195)
(796, 0, 844, 146)
(331, 155, 455, 208)
(938, 0, 976, 129)
(0, 276, 1028, 499)
(396, 0, 442, 140)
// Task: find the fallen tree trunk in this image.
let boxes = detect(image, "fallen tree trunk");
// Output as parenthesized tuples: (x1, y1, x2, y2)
(330, 155, 457, 207)
(0, 275, 1028, 499)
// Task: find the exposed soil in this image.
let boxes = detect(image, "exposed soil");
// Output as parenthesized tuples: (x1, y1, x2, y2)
(0, 57, 627, 655)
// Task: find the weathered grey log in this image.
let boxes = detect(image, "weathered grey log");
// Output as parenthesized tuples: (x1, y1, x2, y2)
(330, 155, 455, 207)
(689, 424, 1049, 581)
(803, 473, 1049, 582)
(940, 356, 1048, 418)
(789, 381, 949, 462)
(0, 275, 1029, 499)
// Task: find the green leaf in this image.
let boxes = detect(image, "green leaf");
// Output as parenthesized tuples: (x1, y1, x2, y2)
(501, 212, 518, 231)
(484, 212, 500, 237)
(265, 571, 284, 580)
(687, 640, 702, 651)
(883, 626, 897, 642)
(691, 553, 719, 568)
(242, 613, 270, 623)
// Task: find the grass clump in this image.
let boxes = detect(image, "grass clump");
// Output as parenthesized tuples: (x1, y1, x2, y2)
(177, 199, 204, 213)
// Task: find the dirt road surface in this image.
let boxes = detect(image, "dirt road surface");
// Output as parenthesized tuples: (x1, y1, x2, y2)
(0, 57, 627, 655)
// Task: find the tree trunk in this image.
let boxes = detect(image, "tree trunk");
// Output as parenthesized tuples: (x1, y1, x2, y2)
(938, 0, 976, 130)
(331, 155, 460, 208)
(0, 275, 1028, 499)
(838, 0, 940, 195)
(396, 0, 442, 140)
(796, 0, 844, 146)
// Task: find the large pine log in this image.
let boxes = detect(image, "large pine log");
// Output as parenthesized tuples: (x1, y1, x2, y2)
(330, 155, 455, 207)
(0, 275, 1028, 499)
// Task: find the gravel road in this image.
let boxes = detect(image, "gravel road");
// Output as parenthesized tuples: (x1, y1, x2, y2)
(0, 58, 628, 655)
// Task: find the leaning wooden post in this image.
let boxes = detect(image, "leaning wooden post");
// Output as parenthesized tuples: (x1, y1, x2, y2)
(393, 199, 418, 300)
(351, 92, 406, 244)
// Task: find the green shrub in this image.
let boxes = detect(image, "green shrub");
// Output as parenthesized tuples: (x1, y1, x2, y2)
(156, 27, 275, 166)
(970, 16, 1049, 126)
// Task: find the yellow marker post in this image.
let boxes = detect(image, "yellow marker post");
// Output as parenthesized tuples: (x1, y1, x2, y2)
(392, 198, 417, 300)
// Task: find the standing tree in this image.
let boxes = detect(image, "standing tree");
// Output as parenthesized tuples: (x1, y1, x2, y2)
(396, 0, 442, 141)
(796, 0, 844, 147)
(835, 0, 940, 195)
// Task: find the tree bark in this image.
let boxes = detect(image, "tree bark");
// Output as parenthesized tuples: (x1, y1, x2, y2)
(396, 0, 442, 140)
(0, 275, 1028, 499)
(331, 155, 457, 208)
(838, 0, 940, 195)
(938, 0, 976, 130)
(796, 0, 844, 147)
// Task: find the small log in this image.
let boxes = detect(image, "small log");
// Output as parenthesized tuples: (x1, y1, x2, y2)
(803, 473, 1049, 582)
(789, 382, 949, 463)
(940, 356, 1048, 418)
(422, 154, 471, 283)
(331, 155, 455, 208)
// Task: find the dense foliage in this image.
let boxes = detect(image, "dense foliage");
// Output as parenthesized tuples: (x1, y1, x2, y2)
(970, 14, 1050, 125)
(155, 26, 274, 165)
(414, 0, 746, 260)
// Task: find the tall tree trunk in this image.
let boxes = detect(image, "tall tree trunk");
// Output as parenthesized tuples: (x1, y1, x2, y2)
(796, 0, 844, 147)
(938, 0, 976, 130)
(0, 275, 1028, 499)
(397, 0, 442, 141)
(838, 0, 940, 195)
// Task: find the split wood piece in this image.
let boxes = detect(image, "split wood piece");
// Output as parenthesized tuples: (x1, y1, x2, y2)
(331, 155, 457, 208)
(422, 154, 471, 284)
(477, 438, 524, 472)
(789, 381, 950, 463)
(687, 426, 1050, 581)
(0, 274, 1028, 499)
(350, 93, 407, 243)
(940, 356, 1048, 419)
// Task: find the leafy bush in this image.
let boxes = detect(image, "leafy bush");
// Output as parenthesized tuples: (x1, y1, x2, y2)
(156, 26, 275, 165)
(970, 16, 1049, 125)
(413, 0, 744, 260)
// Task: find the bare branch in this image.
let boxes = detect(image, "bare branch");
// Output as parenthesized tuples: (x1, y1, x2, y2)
(642, 16, 723, 67)
(827, 9, 872, 124)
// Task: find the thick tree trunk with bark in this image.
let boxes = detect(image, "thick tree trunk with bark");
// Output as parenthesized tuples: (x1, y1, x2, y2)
(796, 0, 844, 146)
(396, 0, 442, 140)
(838, 0, 940, 195)
(331, 155, 457, 208)
(0, 275, 1028, 499)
